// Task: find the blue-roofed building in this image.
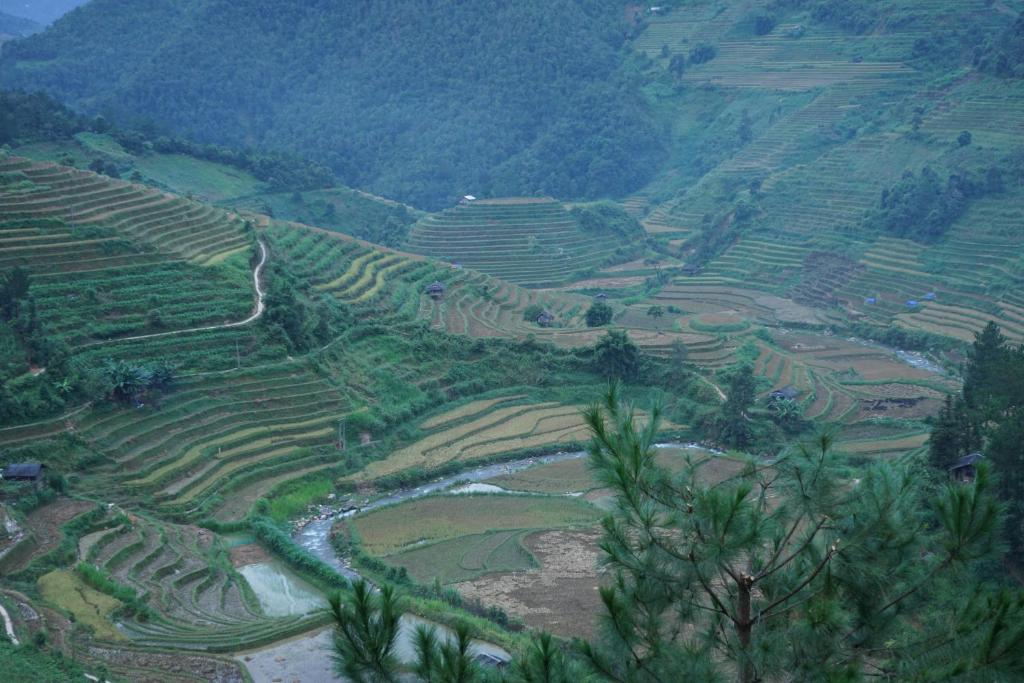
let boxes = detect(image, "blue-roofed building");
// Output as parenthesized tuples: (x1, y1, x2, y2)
(1, 463, 46, 483)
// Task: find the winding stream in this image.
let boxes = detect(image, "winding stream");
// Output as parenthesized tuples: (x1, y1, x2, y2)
(293, 442, 717, 579)
(285, 443, 712, 669)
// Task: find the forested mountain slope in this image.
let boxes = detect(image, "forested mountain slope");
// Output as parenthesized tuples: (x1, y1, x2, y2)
(1, 0, 88, 25)
(0, 11, 39, 39)
(0, 0, 663, 210)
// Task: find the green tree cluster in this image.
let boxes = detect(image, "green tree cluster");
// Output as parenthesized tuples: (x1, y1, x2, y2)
(867, 166, 982, 242)
(0, 90, 334, 191)
(929, 322, 1024, 552)
(974, 14, 1024, 78)
(261, 263, 339, 353)
(593, 330, 640, 382)
(585, 302, 613, 327)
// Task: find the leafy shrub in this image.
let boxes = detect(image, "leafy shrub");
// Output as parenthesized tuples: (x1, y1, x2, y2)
(250, 516, 350, 589)
(689, 43, 718, 64)
(586, 302, 614, 327)
(75, 562, 152, 619)
(865, 166, 980, 242)
(522, 304, 545, 323)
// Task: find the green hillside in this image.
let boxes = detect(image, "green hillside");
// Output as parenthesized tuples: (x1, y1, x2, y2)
(1, 2, 1024, 679)
(603, 0, 1024, 350)
(0, 0, 663, 209)
(0, 151, 724, 678)
(0, 12, 40, 39)
(2, 0, 89, 25)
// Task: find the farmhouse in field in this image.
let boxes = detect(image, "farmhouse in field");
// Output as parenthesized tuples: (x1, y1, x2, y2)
(769, 385, 799, 402)
(426, 281, 446, 300)
(1, 463, 46, 485)
(536, 310, 556, 327)
(948, 452, 983, 483)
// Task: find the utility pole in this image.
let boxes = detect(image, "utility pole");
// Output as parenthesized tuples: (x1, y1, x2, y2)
(235, 340, 240, 369)
(338, 417, 346, 451)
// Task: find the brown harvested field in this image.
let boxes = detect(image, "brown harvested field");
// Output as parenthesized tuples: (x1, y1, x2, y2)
(778, 333, 945, 383)
(11, 498, 94, 571)
(87, 645, 247, 683)
(837, 433, 929, 455)
(847, 383, 947, 400)
(753, 295, 822, 325)
(454, 528, 605, 640)
(487, 458, 596, 494)
(854, 397, 944, 421)
(555, 275, 647, 290)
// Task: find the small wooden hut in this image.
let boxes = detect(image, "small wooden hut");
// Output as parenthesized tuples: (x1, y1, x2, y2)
(426, 281, 446, 300)
(948, 452, 983, 483)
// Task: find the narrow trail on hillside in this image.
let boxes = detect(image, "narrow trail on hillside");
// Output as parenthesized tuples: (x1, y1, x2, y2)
(81, 239, 268, 348)
(0, 602, 18, 645)
(697, 374, 728, 402)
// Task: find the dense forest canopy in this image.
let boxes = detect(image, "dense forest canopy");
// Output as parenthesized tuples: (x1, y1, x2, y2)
(0, 0, 665, 210)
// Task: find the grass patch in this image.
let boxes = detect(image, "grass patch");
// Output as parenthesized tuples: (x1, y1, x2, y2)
(385, 530, 536, 584)
(265, 478, 333, 522)
(38, 569, 125, 641)
(0, 640, 87, 681)
(350, 494, 602, 556)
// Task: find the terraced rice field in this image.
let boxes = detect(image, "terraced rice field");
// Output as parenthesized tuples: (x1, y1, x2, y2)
(404, 198, 619, 287)
(74, 515, 324, 651)
(70, 367, 356, 519)
(0, 157, 251, 264)
(0, 157, 259, 348)
(350, 401, 592, 482)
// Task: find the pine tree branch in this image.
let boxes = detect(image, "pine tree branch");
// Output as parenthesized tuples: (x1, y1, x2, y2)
(874, 556, 952, 616)
(753, 540, 839, 625)
(755, 515, 826, 582)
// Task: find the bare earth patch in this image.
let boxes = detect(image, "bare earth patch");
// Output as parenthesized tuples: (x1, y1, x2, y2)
(454, 528, 605, 639)
(229, 543, 271, 568)
(13, 498, 94, 571)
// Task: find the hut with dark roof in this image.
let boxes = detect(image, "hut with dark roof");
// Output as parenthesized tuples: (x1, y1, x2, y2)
(2, 463, 46, 487)
(536, 310, 555, 327)
(948, 452, 983, 483)
(768, 385, 799, 402)
(426, 281, 446, 300)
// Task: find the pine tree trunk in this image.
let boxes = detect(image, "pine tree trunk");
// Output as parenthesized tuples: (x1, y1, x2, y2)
(738, 576, 754, 683)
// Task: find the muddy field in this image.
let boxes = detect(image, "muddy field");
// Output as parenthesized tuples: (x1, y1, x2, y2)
(229, 542, 271, 567)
